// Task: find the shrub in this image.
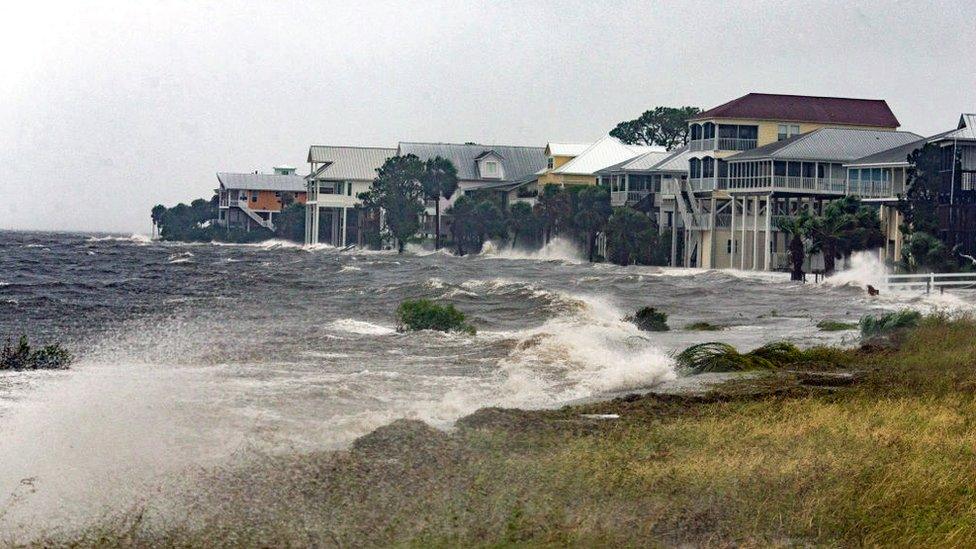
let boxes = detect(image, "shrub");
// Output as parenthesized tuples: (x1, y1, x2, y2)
(0, 336, 73, 370)
(625, 307, 669, 332)
(859, 310, 922, 338)
(674, 341, 837, 374)
(685, 322, 725, 331)
(817, 320, 858, 332)
(396, 299, 476, 335)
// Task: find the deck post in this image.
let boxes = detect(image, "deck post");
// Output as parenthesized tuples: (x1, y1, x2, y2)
(752, 195, 760, 270)
(730, 196, 736, 268)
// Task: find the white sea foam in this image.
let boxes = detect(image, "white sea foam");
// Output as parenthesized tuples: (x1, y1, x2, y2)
(87, 234, 151, 244)
(822, 249, 888, 290)
(339, 265, 362, 273)
(480, 237, 583, 263)
(328, 318, 396, 335)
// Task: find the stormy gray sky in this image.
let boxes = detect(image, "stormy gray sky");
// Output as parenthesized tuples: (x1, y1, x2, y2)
(1, 0, 973, 234)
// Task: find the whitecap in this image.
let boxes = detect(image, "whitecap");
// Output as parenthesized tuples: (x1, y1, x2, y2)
(327, 319, 395, 336)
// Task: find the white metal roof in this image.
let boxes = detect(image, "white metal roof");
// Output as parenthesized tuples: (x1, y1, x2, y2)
(546, 142, 591, 157)
(729, 129, 922, 163)
(216, 172, 307, 192)
(552, 136, 664, 175)
(307, 146, 396, 181)
(937, 114, 976, 142)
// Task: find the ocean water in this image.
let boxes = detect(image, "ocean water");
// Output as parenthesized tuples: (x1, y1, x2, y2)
(0, 230, 971, 534)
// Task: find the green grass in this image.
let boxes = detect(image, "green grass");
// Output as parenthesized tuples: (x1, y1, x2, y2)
(684, 321, 725, 331)
(817, 319, 858, 331)
(26, 316, 976, 547)
(395, 299, 476, 335)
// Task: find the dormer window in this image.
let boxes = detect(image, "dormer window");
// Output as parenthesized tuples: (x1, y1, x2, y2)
(476, 151, 506, 179)
(547, 157, 555, 169)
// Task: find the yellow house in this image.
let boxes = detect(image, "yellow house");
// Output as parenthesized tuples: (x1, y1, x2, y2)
(537, 137, 662, 187)
(536, 142, 590, 186)
(677, 93, 904, 270)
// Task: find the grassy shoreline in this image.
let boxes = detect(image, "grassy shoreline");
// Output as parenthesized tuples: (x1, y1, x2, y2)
(22, 315, 976, 547)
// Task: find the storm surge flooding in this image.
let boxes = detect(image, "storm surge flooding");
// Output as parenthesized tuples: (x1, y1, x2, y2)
(0, 231, 968, 539)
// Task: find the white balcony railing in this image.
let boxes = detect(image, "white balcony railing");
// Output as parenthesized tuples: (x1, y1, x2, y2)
(848, 181, 902, 198)
(689, 138, 717, 152)
(716, 138, 757, 151)
(724, 176, 847, 194)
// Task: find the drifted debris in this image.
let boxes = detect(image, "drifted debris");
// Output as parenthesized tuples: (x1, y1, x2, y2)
(795, 371, 859, 387)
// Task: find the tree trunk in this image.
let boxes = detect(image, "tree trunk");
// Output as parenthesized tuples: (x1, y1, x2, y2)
(824, 245, 836, 276)
(790, 235, 804, 281)
(434, 199, 441, 250)
(588, 231, 596, 262)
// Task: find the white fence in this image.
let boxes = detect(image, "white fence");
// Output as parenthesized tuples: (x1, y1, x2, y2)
(884, 272, 976, 293)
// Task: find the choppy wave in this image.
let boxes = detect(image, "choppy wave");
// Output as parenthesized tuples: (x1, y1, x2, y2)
(480, 237, 583, 263)
(822, 250, 888, 290)
(328, 318, 396, 335)
(86, 233, 152, 244)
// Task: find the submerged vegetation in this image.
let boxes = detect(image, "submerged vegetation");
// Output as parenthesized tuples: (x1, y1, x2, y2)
(859, 309, 922, 338)
(817, 319, 858, 331)
(624, 307, 669, 331)
(0, 335, 72, 370)
(396, 299, 476, 335)
(38, 315, 976, 547)
(683, 321, 724, 331)
(672, 340, 836, 374)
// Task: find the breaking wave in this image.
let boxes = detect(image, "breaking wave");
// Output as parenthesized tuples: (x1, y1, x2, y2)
(328, 318, 396, 335)
(480, 237, 583, 263)
(823, 250, 888, 290)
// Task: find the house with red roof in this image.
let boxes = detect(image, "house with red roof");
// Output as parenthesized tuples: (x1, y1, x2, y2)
(670, 92, 909, 270)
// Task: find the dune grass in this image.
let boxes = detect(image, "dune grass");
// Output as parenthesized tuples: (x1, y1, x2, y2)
(817, 319, 858, 331)
(23, 315, 976, 547)
(684, 321, 725, 331)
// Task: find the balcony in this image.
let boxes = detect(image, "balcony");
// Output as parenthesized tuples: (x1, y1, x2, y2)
(611, 190, 651, 206)
(848, 180, 901, 199)
(716, 138, 757, 151)
(725, 176, 848, 194)
(689, 138, 716, 152)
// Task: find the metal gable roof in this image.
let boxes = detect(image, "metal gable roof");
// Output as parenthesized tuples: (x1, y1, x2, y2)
(595, 150, 672, 174)
(216, 172, 308, 192)
(397, 142, 546, 182)
(728, 129, 922, 163)
(553, 136, 664, 175)
(647, 146, 692, 173)
(307, 146, 396, 181)
(545, 142, 591, 157)
(691, 93, 900, 127)
(937, 113, 976, 141)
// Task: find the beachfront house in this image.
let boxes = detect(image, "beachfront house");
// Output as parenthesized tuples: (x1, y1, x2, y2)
(678, 93, 908, 270)
(305, 145, 396, 247)
(396, 142, 547, 238)
(923, 114, 976, 257)
(538, 135, 663, 187)
(216, 166, 307, 231)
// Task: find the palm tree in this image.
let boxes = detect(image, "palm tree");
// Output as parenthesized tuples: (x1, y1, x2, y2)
(507, 201, 534, 249)
(420, 156, 459, 250)
(775, 215, 808, 281)
(533, 185, 572, 244)
(574, 186, 612, 262)
(806, 212, 855, 276)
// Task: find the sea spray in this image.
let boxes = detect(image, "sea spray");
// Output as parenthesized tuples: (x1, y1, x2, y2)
(480, 237, 584, 263)
(823, 249, 888, 289)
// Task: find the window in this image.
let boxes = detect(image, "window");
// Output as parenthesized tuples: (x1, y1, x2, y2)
(547, 157, 554, 169)
(727, 239, 735, 254)
(777, 124, 802, 141)
(347, 183, 352, 196)
(274, 191, 281, 198)
(251, 191, 258, 202)
(486, 161, 499, 176)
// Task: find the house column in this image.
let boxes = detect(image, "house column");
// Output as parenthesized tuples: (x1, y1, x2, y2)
(341, 207, 348, 247)
(764, 194, 772, 271)
(730, 196, 736, 269)
(740, 196, 747, 270)
(670, 218, 677, 267)
(708, 196, 716, 268)
(752, 194, 759, 271)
